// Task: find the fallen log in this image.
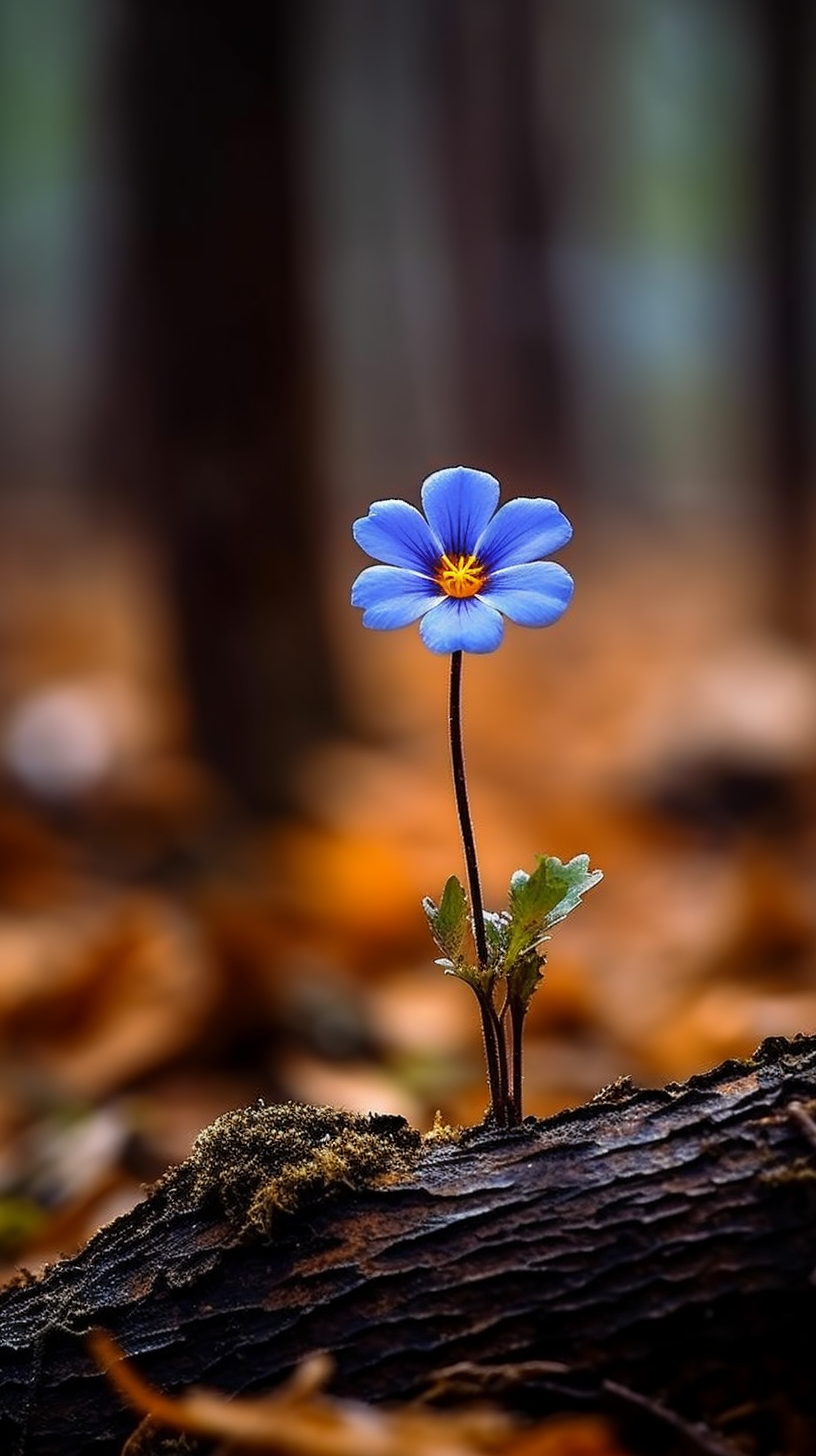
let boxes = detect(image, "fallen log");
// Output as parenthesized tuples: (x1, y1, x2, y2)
(2, 1033, 816, 1456)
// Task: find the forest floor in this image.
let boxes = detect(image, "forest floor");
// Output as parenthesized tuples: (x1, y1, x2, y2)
(0, 510, 814, 1358)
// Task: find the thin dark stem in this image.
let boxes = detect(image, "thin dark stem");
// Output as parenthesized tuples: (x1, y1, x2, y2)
(509, 1003, 525, 1126)
(495, 1014, 512, 1126)
(496, 993, 515, 1125)
(449, 651, 510, 1124)
(448, 652, 489, 969)
(475, 991, 505, 1124)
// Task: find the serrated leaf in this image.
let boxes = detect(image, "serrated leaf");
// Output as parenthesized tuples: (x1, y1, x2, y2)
(542, 853, 603, 930)
(505, 853, 602, 965)
(422, 875, 469, 959)
(483, 910, 510, 970)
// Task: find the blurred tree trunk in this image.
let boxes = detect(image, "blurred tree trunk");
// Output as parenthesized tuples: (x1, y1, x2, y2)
(116, 1, 343, 814)
(432, 0, 574, 478)
(758, 0, 815, 642)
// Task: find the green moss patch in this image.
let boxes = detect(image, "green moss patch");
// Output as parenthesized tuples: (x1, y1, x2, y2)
(184, 1102, 424, 1236)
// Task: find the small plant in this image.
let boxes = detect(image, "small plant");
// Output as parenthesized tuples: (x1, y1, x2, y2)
(351, 466, 601, 1127)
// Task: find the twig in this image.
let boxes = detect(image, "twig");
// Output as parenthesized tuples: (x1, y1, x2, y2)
(603, 1379, 745, 1456)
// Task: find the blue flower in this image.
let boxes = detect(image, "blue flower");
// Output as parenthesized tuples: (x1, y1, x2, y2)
(351, 466, 574, 654)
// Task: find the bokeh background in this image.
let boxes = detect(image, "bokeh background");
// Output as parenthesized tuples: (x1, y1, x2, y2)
(1, 0, 815, 1274)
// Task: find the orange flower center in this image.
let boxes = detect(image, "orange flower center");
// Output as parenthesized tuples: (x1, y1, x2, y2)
(435, 552, 487, 599)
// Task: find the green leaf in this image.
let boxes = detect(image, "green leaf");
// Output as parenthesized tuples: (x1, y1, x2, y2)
(422, 875, 469, 960)
(447, 960, 496, 998)
(506, 949, 545, 1014)
(542, 853, 603, 930)
(505, 854, 602, 965)
(483, 910, 510, 969)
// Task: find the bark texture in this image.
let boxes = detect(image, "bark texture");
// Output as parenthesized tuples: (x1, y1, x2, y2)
(2, 1033, 816, 1455)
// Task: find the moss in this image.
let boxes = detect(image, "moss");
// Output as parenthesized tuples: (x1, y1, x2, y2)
(122, 1418, 204, 1455)
(185, 1102, 424, 1236)
(589, 1075, 641, 1107)
(424, 1109, 463, 1146)
(760, 1156, 816, 1186)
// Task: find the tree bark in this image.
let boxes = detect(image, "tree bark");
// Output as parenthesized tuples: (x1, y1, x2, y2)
(2, 1034, 816, 1455)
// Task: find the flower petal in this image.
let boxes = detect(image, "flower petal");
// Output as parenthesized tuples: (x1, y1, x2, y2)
(351, 565, 439, 629)
(353, 499, 441, 571)
(475, 497, 572, 570)
(478, 561, 574, 626)
(419, 597, 504, 654)
(420, 467, 500, 556)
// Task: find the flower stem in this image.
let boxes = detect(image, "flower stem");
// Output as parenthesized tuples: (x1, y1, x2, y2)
(448, 652, 510, 1126)
(448, 652, 488, 970)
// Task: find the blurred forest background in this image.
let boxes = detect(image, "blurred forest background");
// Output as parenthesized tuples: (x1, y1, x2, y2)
(0, 0, 815, 1276)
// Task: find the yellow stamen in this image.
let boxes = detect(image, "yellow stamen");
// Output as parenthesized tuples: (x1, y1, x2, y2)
(436, 552, 487, 599)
